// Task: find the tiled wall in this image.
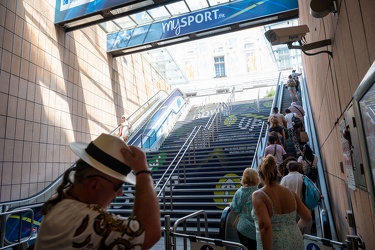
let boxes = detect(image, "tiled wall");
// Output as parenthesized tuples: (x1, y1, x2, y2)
(298, 0, 375, 245)
(0, 1, 170, 201)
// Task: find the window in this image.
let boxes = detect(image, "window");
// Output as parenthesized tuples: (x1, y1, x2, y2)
(276, 48, 292, 69)
(244, 43, 254, 49)
(214, 56, 226, 77)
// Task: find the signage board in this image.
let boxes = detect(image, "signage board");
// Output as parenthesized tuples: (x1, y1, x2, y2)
(107, 0, 298, 52)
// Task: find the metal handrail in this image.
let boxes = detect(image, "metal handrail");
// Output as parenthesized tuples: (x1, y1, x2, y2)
(0, 179, 63, 211)
(171, 210, 209, 250)
(164, 210, 247, 250)
(169, 231, 248, 250)
(154, 102, 225, 211)
(172, 210, 209, 236)
(0, 207, 35, 249)
(155, 126, 202, 195)
(250, 121, 268, 169)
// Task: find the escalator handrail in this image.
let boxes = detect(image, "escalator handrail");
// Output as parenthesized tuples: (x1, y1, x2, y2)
(298, 72, 337, 240)
(0, 91, 168, 208)
(127, 88, 186, 148)
(122, 90, 168, 127)
(110, 90, 168, 137)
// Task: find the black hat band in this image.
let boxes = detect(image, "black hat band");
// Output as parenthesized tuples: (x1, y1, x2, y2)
(85, 142, 131, 176)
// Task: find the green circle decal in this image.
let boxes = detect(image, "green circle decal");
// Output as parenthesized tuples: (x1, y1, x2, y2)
(214, 173, 241, 209)
(224, 115, 237, 126)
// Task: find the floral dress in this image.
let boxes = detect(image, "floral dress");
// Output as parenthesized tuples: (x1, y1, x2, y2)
(252, 189, 304, 250)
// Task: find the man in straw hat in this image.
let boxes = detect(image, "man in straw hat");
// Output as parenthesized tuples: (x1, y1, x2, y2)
(34, 134, 160, 249)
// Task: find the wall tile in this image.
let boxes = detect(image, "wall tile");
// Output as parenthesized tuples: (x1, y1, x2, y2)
(2, 162, 12, 185)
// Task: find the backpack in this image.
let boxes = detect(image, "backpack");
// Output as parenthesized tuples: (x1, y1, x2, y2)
(302, 175, 321, 209)
(287, 79, 296, 87)
(292, 114, 303, 129)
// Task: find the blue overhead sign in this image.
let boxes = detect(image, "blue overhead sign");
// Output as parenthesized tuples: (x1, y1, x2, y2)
(107, 0, 298, 52)
(54, 0, 135, 24)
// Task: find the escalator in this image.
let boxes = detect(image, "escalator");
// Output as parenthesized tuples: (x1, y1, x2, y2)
(126, 88, 187, 149)
(0, 89, 183, 249)
(110, 90, 168, 140)
(220, 73, 339, 248)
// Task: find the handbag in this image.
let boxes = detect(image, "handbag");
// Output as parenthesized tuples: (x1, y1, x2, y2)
(232, 192, 252, 228)
(292, 114, 303, 129)
(300, 131, 309, 143)
(304, 157, 318, 182)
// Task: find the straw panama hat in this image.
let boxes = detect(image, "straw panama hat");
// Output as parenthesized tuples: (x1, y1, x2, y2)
(70, 133, 136, 184)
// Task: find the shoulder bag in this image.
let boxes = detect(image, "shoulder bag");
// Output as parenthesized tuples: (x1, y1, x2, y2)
(300, 131, 309, 143)
(304, 157, 318, 182)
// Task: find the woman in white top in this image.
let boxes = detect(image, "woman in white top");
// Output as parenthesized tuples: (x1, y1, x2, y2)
(119, 115, 132, 142)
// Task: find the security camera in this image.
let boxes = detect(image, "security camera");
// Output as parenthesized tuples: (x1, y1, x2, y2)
(264, 25, 309, 46)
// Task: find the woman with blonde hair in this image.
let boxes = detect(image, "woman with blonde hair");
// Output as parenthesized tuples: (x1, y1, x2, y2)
(230, 168, 260, 249)
(252, 155, 311, 250)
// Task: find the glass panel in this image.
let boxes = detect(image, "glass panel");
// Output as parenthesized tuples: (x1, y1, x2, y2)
(112, 16, 137, 30)
(110, 1, 154, 15)
(208, 0, 230, 7)
(358, 82, 375, 187)
(100, 21, 119, 33)
(129, 11, 153, 25)
(148, 6, 171, 21)
(185, 0, 209, 11)
(165, 1, 189, 16)
(214, 57, 224, 63)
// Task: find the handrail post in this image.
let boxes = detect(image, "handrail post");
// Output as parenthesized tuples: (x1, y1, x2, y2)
(346, 235, 366, 250)
(169, 177, 173, 211)
(165, 215, 171, 250)
(0, 211, 5, 248)
(162, 177, 166, 210)
(183, 157, 187, 184)
(193, 138, 196, 164)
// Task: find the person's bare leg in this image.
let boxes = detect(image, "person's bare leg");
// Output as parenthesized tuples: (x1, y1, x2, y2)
(293, 89, 299, 102)
(289, 90, 294, 102)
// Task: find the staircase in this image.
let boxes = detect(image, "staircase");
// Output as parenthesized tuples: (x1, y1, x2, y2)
(109, 100, 272, 237)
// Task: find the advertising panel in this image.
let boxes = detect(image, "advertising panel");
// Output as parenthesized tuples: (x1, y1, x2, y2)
(107, 0, 298, 52)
